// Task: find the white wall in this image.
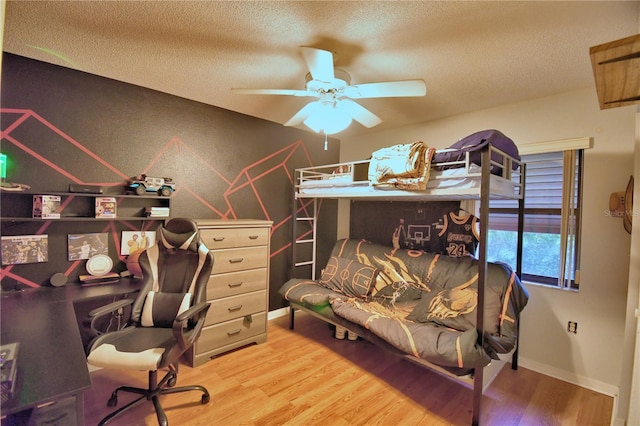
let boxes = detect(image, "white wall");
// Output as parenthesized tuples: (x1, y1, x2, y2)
(340, 87, 637, 420)
(622, 110, 640, 425)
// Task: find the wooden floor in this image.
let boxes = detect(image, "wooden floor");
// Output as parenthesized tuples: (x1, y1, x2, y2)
(84, 312, 613, 426)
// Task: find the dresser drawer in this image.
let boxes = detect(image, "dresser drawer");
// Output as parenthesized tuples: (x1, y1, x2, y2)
(205, 290, 266, 326)
(211, 246, 268, 274)
(196, 313, 266, 354)
(200, 227, 269, 250)
(206, 268, 267, 300)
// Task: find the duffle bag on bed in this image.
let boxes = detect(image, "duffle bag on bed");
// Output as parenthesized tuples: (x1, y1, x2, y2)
(433, 129, 520, 174)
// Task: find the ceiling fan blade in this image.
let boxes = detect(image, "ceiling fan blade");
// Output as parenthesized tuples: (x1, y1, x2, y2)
(301, 47, 335, 82)
(283, 102, 319, 126)
(344, 79, 427, 99)
(342, 99, 382, 128)
(231, 88, 311, 97)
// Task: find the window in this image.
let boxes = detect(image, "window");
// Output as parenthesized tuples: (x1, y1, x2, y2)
(486, 138, 590, 289)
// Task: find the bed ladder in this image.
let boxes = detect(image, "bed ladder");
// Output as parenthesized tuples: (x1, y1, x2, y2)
(291, 196, 319, 280)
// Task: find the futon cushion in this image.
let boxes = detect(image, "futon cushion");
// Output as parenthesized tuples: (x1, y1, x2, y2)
(372, 281, 423, 308)
(406, 286, 477, 331)
(141, 291, 191, 327)
(318, 256, 378, 299)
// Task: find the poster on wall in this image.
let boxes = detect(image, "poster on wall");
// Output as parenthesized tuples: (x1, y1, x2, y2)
(68, 233, 109, 260)
(120, 231, 156, 255)
(1, 235, 49, 265)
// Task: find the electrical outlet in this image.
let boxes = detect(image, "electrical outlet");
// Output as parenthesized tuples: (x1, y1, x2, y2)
(567, 321, 578, 334)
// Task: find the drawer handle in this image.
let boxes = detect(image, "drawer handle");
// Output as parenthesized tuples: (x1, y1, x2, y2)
(227, 329, 241, 336)
(213, 237, 225, 242)
(228, 282, 243, 288)
(229, 258, 244, 264)
(228, 305, 243, 312)
(249, 235, 259, 240)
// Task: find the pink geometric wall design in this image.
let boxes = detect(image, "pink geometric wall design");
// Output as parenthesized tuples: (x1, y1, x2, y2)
(1, 108, 320, 288)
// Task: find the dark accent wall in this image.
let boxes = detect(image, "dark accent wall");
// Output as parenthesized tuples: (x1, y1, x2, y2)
(0, 53, 339, 311)
(350, 200, 460, 253)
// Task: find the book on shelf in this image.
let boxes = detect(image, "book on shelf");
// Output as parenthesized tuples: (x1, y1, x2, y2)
(144, 206, 170, 217)
(79, 272, 120, 286)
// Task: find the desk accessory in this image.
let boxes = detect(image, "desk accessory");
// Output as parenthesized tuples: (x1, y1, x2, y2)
(86, 254, 113, 276)
(79, 255, 118, 286)
(68, 184, 103, 194)
(50, 272, 68, 287)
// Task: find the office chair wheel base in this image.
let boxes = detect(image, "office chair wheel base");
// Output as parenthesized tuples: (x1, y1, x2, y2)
(167, 376, 177, 387)
(202, 394, 210, 404)
(107, 394, 118, 407)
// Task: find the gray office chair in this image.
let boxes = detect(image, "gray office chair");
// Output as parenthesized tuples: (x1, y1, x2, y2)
(87, 218, 213, 426)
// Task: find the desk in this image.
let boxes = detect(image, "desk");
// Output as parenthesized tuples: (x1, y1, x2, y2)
(0, 280, 141, 425)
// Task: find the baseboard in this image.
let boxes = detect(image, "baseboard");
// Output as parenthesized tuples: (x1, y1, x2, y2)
(268, 307, 289, 321)
(612, 417, 625, 426)
(518, 356, 619, 426)
(517, 357, 619, 397)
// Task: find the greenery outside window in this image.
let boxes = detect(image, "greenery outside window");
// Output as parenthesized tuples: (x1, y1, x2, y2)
(486, 138, 590, 289)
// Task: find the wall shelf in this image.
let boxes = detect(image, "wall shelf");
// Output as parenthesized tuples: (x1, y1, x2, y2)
(0, 191, 171, 222)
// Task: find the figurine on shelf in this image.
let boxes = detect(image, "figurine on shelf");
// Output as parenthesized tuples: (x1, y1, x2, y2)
(126, 174, 176, 196)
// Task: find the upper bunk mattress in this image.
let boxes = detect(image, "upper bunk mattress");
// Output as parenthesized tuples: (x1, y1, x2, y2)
(297, 164, 518, 200)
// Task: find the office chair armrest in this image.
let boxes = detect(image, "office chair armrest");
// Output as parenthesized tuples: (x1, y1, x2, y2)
(88, 298, 134, 335)
(172, 302, 211, 351)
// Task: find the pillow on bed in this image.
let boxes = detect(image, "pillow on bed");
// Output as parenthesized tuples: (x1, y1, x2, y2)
(318, 256, 378, 299)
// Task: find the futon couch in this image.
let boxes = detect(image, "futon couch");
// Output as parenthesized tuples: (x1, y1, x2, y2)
(280, 238, 529, 375)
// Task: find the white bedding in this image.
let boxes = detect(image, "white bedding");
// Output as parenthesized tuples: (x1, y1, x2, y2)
(297, 164, 517, 199)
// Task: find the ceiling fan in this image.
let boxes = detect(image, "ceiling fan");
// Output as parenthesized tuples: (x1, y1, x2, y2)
(232, 47, 427, 134)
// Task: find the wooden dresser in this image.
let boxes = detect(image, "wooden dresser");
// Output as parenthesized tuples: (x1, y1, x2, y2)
(186, 219, 272, 367)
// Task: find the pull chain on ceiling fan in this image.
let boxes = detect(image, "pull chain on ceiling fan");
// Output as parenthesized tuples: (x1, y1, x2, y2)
(232, 47, 427, 135)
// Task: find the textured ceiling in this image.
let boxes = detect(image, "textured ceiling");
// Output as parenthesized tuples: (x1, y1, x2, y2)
(2, 1, 639, 138)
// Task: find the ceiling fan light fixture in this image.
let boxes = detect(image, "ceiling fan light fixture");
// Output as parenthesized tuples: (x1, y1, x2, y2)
(233, 47, 426, 133)
(303, 100, 352, 135)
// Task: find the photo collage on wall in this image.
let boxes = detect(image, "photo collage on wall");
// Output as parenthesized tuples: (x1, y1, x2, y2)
(1, 235, 48, 265)
(120, 231, 156, 255)
(68, 233, 109, 261)
(2, 230, 159, 266)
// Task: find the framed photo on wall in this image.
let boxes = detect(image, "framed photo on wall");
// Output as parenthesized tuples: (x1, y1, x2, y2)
(1, 234, 49, 265)
(120, 231, 156, 255)
(68, 232, 109, 261)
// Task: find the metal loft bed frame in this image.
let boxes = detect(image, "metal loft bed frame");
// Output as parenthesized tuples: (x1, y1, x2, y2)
(290, 145, 525, 426)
